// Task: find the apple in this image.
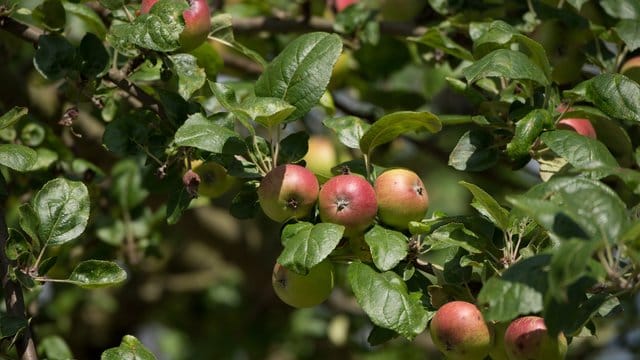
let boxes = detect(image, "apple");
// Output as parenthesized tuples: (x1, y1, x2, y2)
(620, 55, 640, 83)
(318, 174, 377, 237)
(140, 0, 211, 52)
(191, 160, 234, 198)
(272, 260, 334, 308)
(374, 168, 428, 229)
(504, 316, 567, 360)
(335, 0, 358, 12)
(429, 301, 492, 360)
(303, 136, 338, 179)
(257, 164, 319, 222)
(557, 118, 597, 139)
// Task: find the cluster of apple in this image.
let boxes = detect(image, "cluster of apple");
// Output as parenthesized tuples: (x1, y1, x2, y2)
(430, 301, 567, 360)
(259, 161, 429, 308)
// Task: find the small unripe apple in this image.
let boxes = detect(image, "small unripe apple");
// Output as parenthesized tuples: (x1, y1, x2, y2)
(272, 260, 334, 308)
(620, 55, 640, 83)
(140, 0, 211, 52)
(191, 160, 234, 198)
(557, 118, 597, 139)
(374, 168, 428, 229)
(504, 316, 567, 360)
(318, 174, 377, 237)
(303, 136, 338, 179)
(257, 164, 319, 222)
(429, 301, 492, 360)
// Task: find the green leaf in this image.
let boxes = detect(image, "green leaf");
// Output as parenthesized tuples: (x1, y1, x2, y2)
(348, 262, 428, 340)
(277, 222, 344, 275)
(599, 0, 640, 19)
(98, 0, 124, 10)
(68, 260, 127, 288)
(424, 223, 485, 255)
(166, 187, 192, 225)
(168, 54, 206, 100)
(278, 131, 309, 164)
(102, 110, 151, 156)
(540, 130, 618, 178)
(359, 111, 441, 156)
(255, 32, 343, 121)
(239, 97, 296, 128)
(548, 240, 599, 301)
(229, 181, 260, 219)
(19, 204, 40, 246)
(33, 178, 90, 246)
(459, 181, 509, 231)
(34, 34, 77, 80)
(32, 0, 66, 32)
(0, 144, 37, 172)
(0, 313, 27, 339)
(584, 73, 640, 123)
(614, 19, 640, 51)
(174, 113, 245, 154)
(506, 109, 552, 163)
(6, 229, 32, 261)
(364, 225, 408, 271)
(408, 28, 474, 61)
(0, 107, 28, 130)
(111, 160, 149, 210)
(448, 130, 498, 171)
(477, 255, 550, 322)
(463, 49, 550, 86)
(63, 2, 108, 39)
(101, 335, 157, 360)
(209, 13, 267, 67)
(78, 33, 110, 78)
(323, 116, 371, 150)
(39, 335, 73, 360)
(116, 0, 188, 52)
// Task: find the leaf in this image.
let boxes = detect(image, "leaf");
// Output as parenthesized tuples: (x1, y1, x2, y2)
(0, 144, 37, 172)
(101, 335, 157, 360)
(0, 107, 28, 130)
(68, 260, 127, 288)
(477, 255, 550, 322)
(323, 116, 371, 149)
(168, 54, 206, 100)
(364, 225, 408, 271)
(33, 34, 77, 80)
(78, 33, 110, 78)
(278, 131, 309, 164)
(506, 109, 552, 163)
(425, 223, 485, 254)
(255, 32, 343, 121)
(463, 49, 550, 86)
(448, 130, 498, 171)
(229, 181, 260, 219)
(585, 73, 640, 123)
(19, 204, 40, 246)
(614, 19, 640, 51)
(127, 0, 188, 52)
(39, 335, 73, 360)
(32, 0, 66, 32)
(209, 13, 267, 67)
(359, 111, 441, 155)
(459, 181, 509, 231)
(63, 2, 108, 39)
(548, 240, 599, 301)
(277, 222, 344, 275)
(599, 0, 640, 19)
(348, 262, 428, 340)
(239, 97, 296, 128)
(174, 113, 245, 154)
(111, 160, 149, 210)
(0, 313, 27, 339)
(33, 178, 90, 246)
(408, 28, 474, 61)
(102, 111, 151, 156)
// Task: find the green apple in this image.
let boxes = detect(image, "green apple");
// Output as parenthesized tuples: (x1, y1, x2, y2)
(257, 164, 319, 222)
(504, 316, 567, 360)
(188, 160, 234, 198)
(303, 136, 338, 179)
(272, 260, 335, 308)
(430, 301, 492, 360)
(374, 168, 429, 229)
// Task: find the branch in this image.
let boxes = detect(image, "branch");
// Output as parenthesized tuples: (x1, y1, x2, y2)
(231, 16, 427, 37)
(0, 16, 168, 121)
(0, 204, 38, 360)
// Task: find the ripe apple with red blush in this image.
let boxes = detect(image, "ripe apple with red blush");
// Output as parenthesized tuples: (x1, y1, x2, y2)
(429, 301, 492, 360)
(140, 0, 211, 52)
(504, 316, 567, 360)
(334, 0, 358, 12)
(374, 168, 429, 229)
(318, 173, 377, 237)
(257, 164, 319, 223)
(557, 118, 597, 139)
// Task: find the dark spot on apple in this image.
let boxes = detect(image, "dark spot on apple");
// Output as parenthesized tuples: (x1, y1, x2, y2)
(336, 198, 350, 212)
(416, 186, 423, 196)
(287, 198, 299, 209)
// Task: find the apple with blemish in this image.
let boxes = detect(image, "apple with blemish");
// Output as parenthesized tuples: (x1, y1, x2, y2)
(429, 301, 492, 360)
(140, 0, 211, 52)
(258, 164, 319, 222)
(504, 316, 567, 360)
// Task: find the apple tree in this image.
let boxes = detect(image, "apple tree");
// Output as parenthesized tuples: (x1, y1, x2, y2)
(0, 0, 639, 359)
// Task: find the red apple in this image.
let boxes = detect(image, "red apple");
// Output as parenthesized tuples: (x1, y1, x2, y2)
(257, 164, 319, 223)
(140, 0, 211, 52)
(374, 168, 428, 229)
(557, 118, 597, 139)
(318, 174, 377, 237)
(504, 316, 567, 360)
(429, 301, 492, 360)
(335, 0, 358, 12)
(272, 260, 334, 308)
